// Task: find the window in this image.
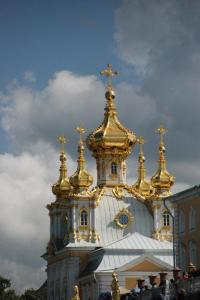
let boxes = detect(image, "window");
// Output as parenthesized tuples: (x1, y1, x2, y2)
(163, 211, 170, 226)
(179, 242, 186, 271)
(111, 162, 117, 174)
(80, 210, 88, 226)
(189, 207, 196, 231)
(178, 210, 185, 233)
(189, 240, 197, 265)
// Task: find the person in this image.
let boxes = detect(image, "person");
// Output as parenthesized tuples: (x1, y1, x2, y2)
(182, 272, 188, 281)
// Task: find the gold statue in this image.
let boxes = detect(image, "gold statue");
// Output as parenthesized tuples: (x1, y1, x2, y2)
(72, 285, 80, 300)
(111, 272, 120, 300)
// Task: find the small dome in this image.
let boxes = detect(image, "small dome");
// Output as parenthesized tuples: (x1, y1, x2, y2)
(52, 152, 72, 197)
(133, 137, 153, 197)
(151, 126, 175, 195)
(70, 128, 93, 192)
(52, 136, 72, 197)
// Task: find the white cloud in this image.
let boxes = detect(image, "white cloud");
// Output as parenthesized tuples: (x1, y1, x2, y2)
(0, 146, 78, 292)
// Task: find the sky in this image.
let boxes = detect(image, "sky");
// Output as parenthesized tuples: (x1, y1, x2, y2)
(0, 0, 200, 293)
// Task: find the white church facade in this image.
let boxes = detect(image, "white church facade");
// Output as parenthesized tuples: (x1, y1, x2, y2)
(43, 65, 175, 300)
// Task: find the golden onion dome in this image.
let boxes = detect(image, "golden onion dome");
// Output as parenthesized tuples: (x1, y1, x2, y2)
(86, 64, 137, 157)
(133, 137, 153, 197)
(52, 136, 72, 197)
(151, 126, 175, 195)
(70, 127, 93, 191)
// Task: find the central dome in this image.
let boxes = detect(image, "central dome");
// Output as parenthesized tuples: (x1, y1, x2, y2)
(86, 87, 137, 158)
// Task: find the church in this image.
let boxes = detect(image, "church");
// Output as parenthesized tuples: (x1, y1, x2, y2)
(43, 65, 175, 300)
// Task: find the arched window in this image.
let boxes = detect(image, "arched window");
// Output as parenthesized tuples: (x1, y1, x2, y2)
(189, 207, 196, 231)
(111, 162, 117, 175)
(163, 211, 170, 226)
(179, 242, 186, 271)
(189, 240, 197, 265)
(80, 210, 88, 226)
(178, 210, 185, 233)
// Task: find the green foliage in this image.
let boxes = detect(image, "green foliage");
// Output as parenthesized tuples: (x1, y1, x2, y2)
(0, 275, 11, 293)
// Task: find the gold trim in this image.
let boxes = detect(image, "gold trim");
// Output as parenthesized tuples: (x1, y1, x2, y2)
(112, 186, 124, 199)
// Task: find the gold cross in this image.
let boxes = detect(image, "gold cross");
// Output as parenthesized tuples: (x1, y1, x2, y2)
(57, 135, 68, 152)
(100, 64, 118, 87)
(156, 125, 167, 143)
(137, 136, 146, 152)
(76, 127, 85, 142)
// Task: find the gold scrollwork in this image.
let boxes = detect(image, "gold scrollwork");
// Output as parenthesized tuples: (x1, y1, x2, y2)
(112, 186, 124, 199)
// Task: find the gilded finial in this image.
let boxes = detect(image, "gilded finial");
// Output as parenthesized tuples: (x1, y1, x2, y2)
(156, 125, 167, 146)
(133, 136, 153, 197)
(138, 136, 145, 151)
(52, 135, 71, 197)
(111, 272, 120, 300)
(76, 127, 85, 143)
(100, 63, 118, 89)
(70, 127, 93, 192)
(151, 125, 174, 197)
(72, 285, 80, 300)
(58, 135, 67, 152)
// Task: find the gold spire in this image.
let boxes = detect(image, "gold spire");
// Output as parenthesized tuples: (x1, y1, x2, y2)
(133, 136, 153, 197)
(86, 64, 137, 158)
(72, 285, 80, 300)
(151, 125, 175, 196)
(70, 127, 93, 191)
(111, 272, 120, 300)
(52, 135, 71, 197)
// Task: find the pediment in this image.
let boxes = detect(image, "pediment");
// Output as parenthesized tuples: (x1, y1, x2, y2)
(125, 259, 166, 272)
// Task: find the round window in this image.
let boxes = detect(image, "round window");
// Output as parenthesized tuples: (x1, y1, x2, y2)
(114, 209, 133, 229)
(119, 214, 129, 225)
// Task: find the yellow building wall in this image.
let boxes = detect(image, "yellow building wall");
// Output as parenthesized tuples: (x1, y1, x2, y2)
(176, 194, 200, 269)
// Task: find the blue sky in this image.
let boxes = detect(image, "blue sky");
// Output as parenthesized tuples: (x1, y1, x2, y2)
(0, 0, 121, 90)
(1, 0, 200, 293)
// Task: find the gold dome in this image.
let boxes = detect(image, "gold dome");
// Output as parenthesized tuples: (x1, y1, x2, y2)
(70, 127, 93, 191)
(133, 137, 153, 197)
(86, 64, 136, 157)
(151, 126, 175, 195)
(52, 136, 72, 197)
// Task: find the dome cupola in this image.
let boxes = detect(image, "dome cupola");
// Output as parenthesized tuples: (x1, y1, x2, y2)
(133, 136, 153, 197)
(52, 135, 72, 197)
(70, 127, 93, 192)
(151, 125, 175, 196)
(86, 64, 137, 158)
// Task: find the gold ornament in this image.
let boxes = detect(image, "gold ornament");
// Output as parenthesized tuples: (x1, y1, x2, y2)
(151, 125, 175, 197)
(86, 64, 137, 160)
(132, 136, 153, 197)
(70, 127, 93, 192)
(111, 272, 120, 300)
(52, 135, 72, 197)
(72, 285, 80, 300)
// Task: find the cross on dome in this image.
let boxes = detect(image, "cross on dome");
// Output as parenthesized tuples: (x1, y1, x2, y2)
(58, 135, 68, 152)
(76, 127, 85, 142)
(156, 125, 167, 144)
(100, 63, 118, 88)
(137, 136, 146, 152)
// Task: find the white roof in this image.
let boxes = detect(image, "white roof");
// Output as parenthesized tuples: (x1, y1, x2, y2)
(106, 232, 172, 250)
(95, 253, 173, 272)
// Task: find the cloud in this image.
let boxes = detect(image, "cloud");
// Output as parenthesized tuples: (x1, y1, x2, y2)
(0, 71, 104, 156)
(0, 147, 79, 292)
(114, 0, 200, 184)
